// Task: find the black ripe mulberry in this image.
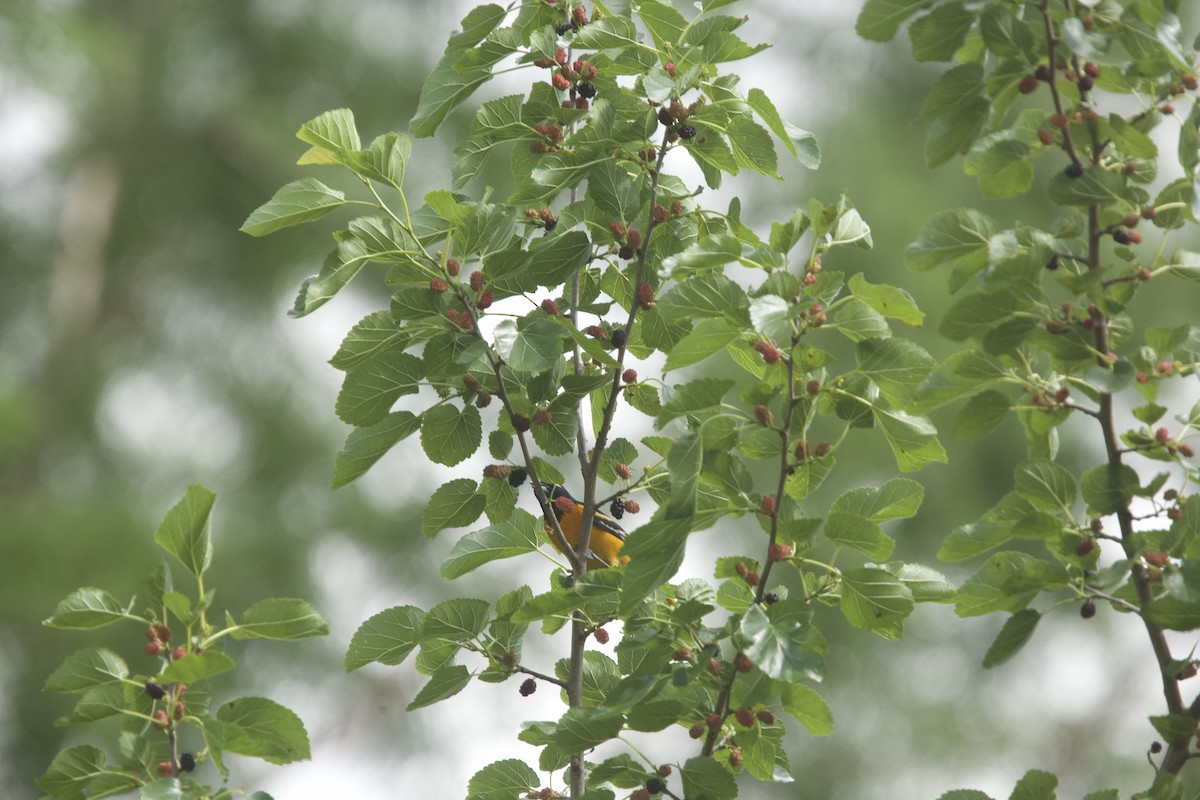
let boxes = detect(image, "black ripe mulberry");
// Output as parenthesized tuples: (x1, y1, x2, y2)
(577, 82, 597, 99)
(179, 752, 196, 773)
(609, 499, 625, 519)
(520, 678, 538, 696)
(1064, 162, 1084, 178)
(677, 124, 697, 140)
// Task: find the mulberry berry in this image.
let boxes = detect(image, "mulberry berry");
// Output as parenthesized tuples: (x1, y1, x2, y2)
(520, 678, 538, 696)
(609, 499, 625, 519)
(145, 681, 166, 700)
(677, 124, 696, 139)
(179, 752, 195, 773)
(577, 82, 597, 99)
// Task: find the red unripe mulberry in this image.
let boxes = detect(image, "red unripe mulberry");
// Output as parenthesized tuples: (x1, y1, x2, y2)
(735, 708, 755, 727)
(593, 627, 610, 644)
(615, 463, 632, 480)
(511, 414, 531, 432)
(469, 271, 484, 291)
(760, 496, 776, 516)
(754, 405, 773, 426)
(756, 709, 775, 725)
(689, 723, 705, 739)
(552, 73, 570, 91)
(1075, 538, 1094, 557)
(541, 299, 560, 315)
(532, 409, 553, 426)
(768, 543, 793, 562)
(624, 500, 640, 514)
(430, 277, 448, 293)
(622, 369, 637, 383)
(706, 713, 722, 730)
(651, 204, 669, 223)
(734, 654, 754, 673)
(1018, 75, 1039, 94)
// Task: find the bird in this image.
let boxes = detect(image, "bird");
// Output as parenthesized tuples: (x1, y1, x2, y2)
(537, 482, 630, 570)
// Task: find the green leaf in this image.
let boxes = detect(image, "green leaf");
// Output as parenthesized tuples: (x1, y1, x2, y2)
(44, 648, 128, 693)
(740, 604, 822, 683)
(680, 756, 738, 800)
(410, 5, 508, 137)
(848, 273, 924, 326)
(872, 407, 948, 472)
(1144, 596, 1200, 631)
(64, 683, 125, 724)
(661, 234, 742, 275)
(349, 132, 412, 189)
(886, 562, 956, 603)
(619, 518, 690, 615)
(423, 478, 487, 538)
(952, 390, 1012, 440)
(1013, 461, 1078, 513)
(727, 116, 779, 178)
(780, 683, 834, 735)
(906, 207, 997, 273)
(573, 15, 641, 49)
(1009, 770, 1057, 800)
(979, 5, 1033, 58)
(1047, 165, 1128, 207)
(153, 484, 215, 578)
(657, 378, 734, 426)
(666, 431, 703, 519)
(747, 88, 818, 166)
(831, 478, 924, 522)
(530, 399, 578, 457)
(955, 552, 1067, 618)
(1149, 714, 1199, 747)
(657, 273, 751, 324)
(423, 597, 490, 643)
(664, 318, 741, 372)
(407, 665, 472, 711)
(336, 351, 423, 426)
(218, 696, 311, 764)
(839, 567, 915, 638)
(856, 338, 936, 403)
(587, 161, 641, 221)
(240, 178, 348, 236)
(35, 746, 107, 796)
(1081, 463, 1140, 515)
(158, 650, 236, 684)
(981, 609, 1040, 668)
(467, 759, 539, 800)
(42, 587, 132, 630)
(555, 707, 625, 751)
(441, 510, 543, 579)
(230, 598, 329, 641)
(296, 108, 360, 156)
(332, 411, 422, 488)
(420, 403, 482, 466)
(527, 231, 593, 287)
(824, 511, 895, 560)
(909, 3, 974, 62)
(856, 0, 932, 42)
(330, 310, 405, 372)
(971, 139, 1034, 199)
(938, 521, 1013, 562)
(345, 605, 426, 672)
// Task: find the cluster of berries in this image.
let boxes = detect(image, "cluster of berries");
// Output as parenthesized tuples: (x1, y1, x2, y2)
(1155, 427, 1195, 459)
(462, 374, 493, 408)
(609, 221, 642, 260)
(523, 205, 558, 230)
(794, 439, 831, 461)
(1029, 385, 1071, 411)
(655, 96, 702, 142)
(534, 47, 598, 109)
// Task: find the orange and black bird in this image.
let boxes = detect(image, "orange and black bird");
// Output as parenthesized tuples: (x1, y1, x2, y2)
(538, 482, 630, 570)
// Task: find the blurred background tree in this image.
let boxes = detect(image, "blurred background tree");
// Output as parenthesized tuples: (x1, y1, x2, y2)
(1, 0, 1196, 797)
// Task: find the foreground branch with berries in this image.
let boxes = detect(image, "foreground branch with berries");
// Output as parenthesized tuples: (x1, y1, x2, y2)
(860, 0, 1200, 795)
(240, 1, 954, 798)
(37, 486, 328, 799)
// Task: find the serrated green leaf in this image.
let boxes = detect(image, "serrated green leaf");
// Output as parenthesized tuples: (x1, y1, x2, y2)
(423, 478, 486, 538)
(407, 665, 472, 711)
(158, 651, 236, 684)
(218, 696, 311, 764)
(42, 588, 133, 630)
(240, 178, 347, 236)
(420, 403, 483, 466)
(44, 648, 128, 693)
(153, 485, 214, 578)
(230, 598, 328, 641)
(981, 609, 1040, 668)
(780, 683, 833, 735)
(336, 351, 423, 426)
(332, 411, 422, 488)
(441, 509, 543, 578)
(345, 605, 426, 672)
